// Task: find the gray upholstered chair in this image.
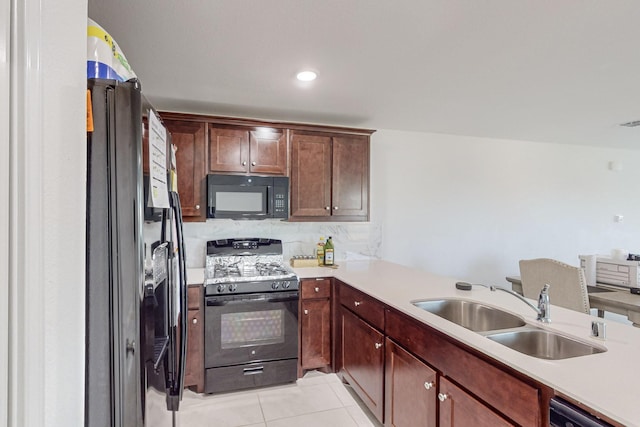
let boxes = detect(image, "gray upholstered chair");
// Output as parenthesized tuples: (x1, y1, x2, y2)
(518, 258, 591, 314)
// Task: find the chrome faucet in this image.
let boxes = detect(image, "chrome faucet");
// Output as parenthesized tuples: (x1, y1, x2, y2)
(490, 284, 551, 323)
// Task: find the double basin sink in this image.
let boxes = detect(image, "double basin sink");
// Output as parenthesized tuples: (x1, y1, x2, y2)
(411, 299, 606, 360)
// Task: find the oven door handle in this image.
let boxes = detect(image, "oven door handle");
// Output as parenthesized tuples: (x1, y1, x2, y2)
(206, 291, 299, 306)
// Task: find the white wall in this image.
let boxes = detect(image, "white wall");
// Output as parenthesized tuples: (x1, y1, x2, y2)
(8, 0, 86, 425)
(371, 129, 640, 286)
(41, 0, 87, 423)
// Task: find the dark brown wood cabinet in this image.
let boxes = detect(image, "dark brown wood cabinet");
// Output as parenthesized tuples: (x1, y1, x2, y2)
(290, 131, 370, 221)
(161, 118, 207, 221)
(339, 283, 385, 423)
(184, 285, 204, 392)
(385, 338, 437, 427)
(438, 377, 513, 427)
(209, 125, 287, 175)
(385, 308, 546, 427)
(300, 278, 332, 372)
(157, 113, 372, 222)
(385, 336, 516, 427)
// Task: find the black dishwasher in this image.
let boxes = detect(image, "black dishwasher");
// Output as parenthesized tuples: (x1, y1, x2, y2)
(550, 397, 613, 427)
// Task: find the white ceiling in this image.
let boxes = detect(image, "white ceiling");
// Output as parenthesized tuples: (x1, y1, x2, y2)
(88, 1, 640, 149)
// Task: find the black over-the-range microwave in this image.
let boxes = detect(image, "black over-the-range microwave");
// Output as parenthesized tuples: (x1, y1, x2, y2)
(206, 174, 289, 220)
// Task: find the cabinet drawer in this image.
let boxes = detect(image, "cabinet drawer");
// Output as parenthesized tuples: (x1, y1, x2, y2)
(187, 285, 202, 310)
(339, 284, 384, 330)
(301, 278, 331, 299)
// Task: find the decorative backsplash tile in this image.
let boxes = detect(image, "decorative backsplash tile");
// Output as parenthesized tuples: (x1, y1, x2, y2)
(179, 220, 383, 268)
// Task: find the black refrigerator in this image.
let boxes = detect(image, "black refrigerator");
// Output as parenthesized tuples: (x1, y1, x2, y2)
(85, 78, 187, 427)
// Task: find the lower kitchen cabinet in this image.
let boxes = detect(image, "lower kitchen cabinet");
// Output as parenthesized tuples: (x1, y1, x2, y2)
(438, 377, 513, 427)
(385, 338, 437, 427)
(184, 284, 204, 392)
(385, 308, 546, 427)
(300, 278, 332, 371)
(341, 306, 385, 423)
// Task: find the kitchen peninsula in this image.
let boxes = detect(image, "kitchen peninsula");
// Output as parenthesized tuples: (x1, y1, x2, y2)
(300, 260, 640, 426)
(189, 260, 640, 426)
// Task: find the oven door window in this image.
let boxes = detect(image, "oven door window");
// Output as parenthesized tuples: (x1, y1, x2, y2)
(204, 292, 299, 368)
(220, 309, 284, 349)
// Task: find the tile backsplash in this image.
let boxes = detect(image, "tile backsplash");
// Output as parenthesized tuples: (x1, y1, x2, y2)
(177, 219, 383, 268)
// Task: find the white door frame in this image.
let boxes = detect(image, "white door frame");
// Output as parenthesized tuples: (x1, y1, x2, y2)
(0, 0, 10, 424)
(6, 0, 45, 425)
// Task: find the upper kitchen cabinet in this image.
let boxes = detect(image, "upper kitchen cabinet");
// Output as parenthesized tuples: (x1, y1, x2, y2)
(161, 117, 207, 221)
(209, 125, 287, 175)
(290, 130, 372, 222)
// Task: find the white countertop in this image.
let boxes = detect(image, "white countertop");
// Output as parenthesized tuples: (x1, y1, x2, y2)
(186, 268, 204, 285)
(190, 260, 640, 425)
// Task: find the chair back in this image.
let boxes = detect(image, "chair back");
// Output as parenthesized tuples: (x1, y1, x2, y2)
(519, 258, 590, 314)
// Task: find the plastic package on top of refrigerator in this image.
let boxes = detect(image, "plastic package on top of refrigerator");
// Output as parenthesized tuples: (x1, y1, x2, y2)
(87, 18, 137, 82)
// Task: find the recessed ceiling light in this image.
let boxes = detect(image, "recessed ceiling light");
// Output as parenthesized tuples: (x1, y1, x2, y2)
(296, 70, 317, 82)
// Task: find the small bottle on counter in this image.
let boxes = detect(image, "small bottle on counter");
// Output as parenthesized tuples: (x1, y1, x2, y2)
(316, 237, 326, 266)
(324, 236, 334, 266)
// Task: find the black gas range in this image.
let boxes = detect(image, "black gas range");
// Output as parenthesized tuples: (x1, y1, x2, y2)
(204, 238, 299, 295)
(203, 238, 299, 394)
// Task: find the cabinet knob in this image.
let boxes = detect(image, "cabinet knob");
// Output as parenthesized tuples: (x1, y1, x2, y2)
(242, 161, 247, 166)
(325, 206, 330, 210)
(314, 287, 320, 292)
(438, 393, 449, 402)
(304, 309, 309, 315)
(354, 301, 362, 307)
(251, 161, 256, 166)
(333, 206, 339, 210)
(126, 339, 136, 354)
(192, 318, 198, 324)
(423, 381, 434, 390)
(374, 342, 383, 349)
(195, 204, 200, 210)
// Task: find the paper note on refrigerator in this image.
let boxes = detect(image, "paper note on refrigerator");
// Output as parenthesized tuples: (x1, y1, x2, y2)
(148, 111, 170, 208)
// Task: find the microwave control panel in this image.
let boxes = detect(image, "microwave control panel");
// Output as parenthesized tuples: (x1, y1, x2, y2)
(272, 176, 289, 218)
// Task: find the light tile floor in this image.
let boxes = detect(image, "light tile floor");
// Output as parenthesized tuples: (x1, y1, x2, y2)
(177, 371, 383, 427)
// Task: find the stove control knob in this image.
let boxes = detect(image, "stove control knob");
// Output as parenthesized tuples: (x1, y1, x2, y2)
(282, 281, 290, 289)
(272, 282, 280, 290)
(217, 284, 226, 293)
(229, 283, 237, 292)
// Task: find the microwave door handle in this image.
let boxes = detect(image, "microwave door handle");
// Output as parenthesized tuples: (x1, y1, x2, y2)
(267, 185, 274, 216)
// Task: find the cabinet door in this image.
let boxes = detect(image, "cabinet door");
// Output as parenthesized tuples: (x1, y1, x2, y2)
(290, 132, 332, 217)
(301, 299, 331, 369)
(332, 135, 369, 219)
(249, 129, 287, 175)
(341, 308, 384, 422)
(209, 127, 249, 173)
(184, 308, 204, 392)
(385, 339, 437, 427)
(439, 377, 513, 427)
(163, 120, 206, 220)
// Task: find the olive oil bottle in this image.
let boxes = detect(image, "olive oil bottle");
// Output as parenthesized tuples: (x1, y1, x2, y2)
(324, 236, 334, 266)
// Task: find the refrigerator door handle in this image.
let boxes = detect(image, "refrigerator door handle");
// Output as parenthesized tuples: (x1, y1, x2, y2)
(165, 191, 188, 412)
